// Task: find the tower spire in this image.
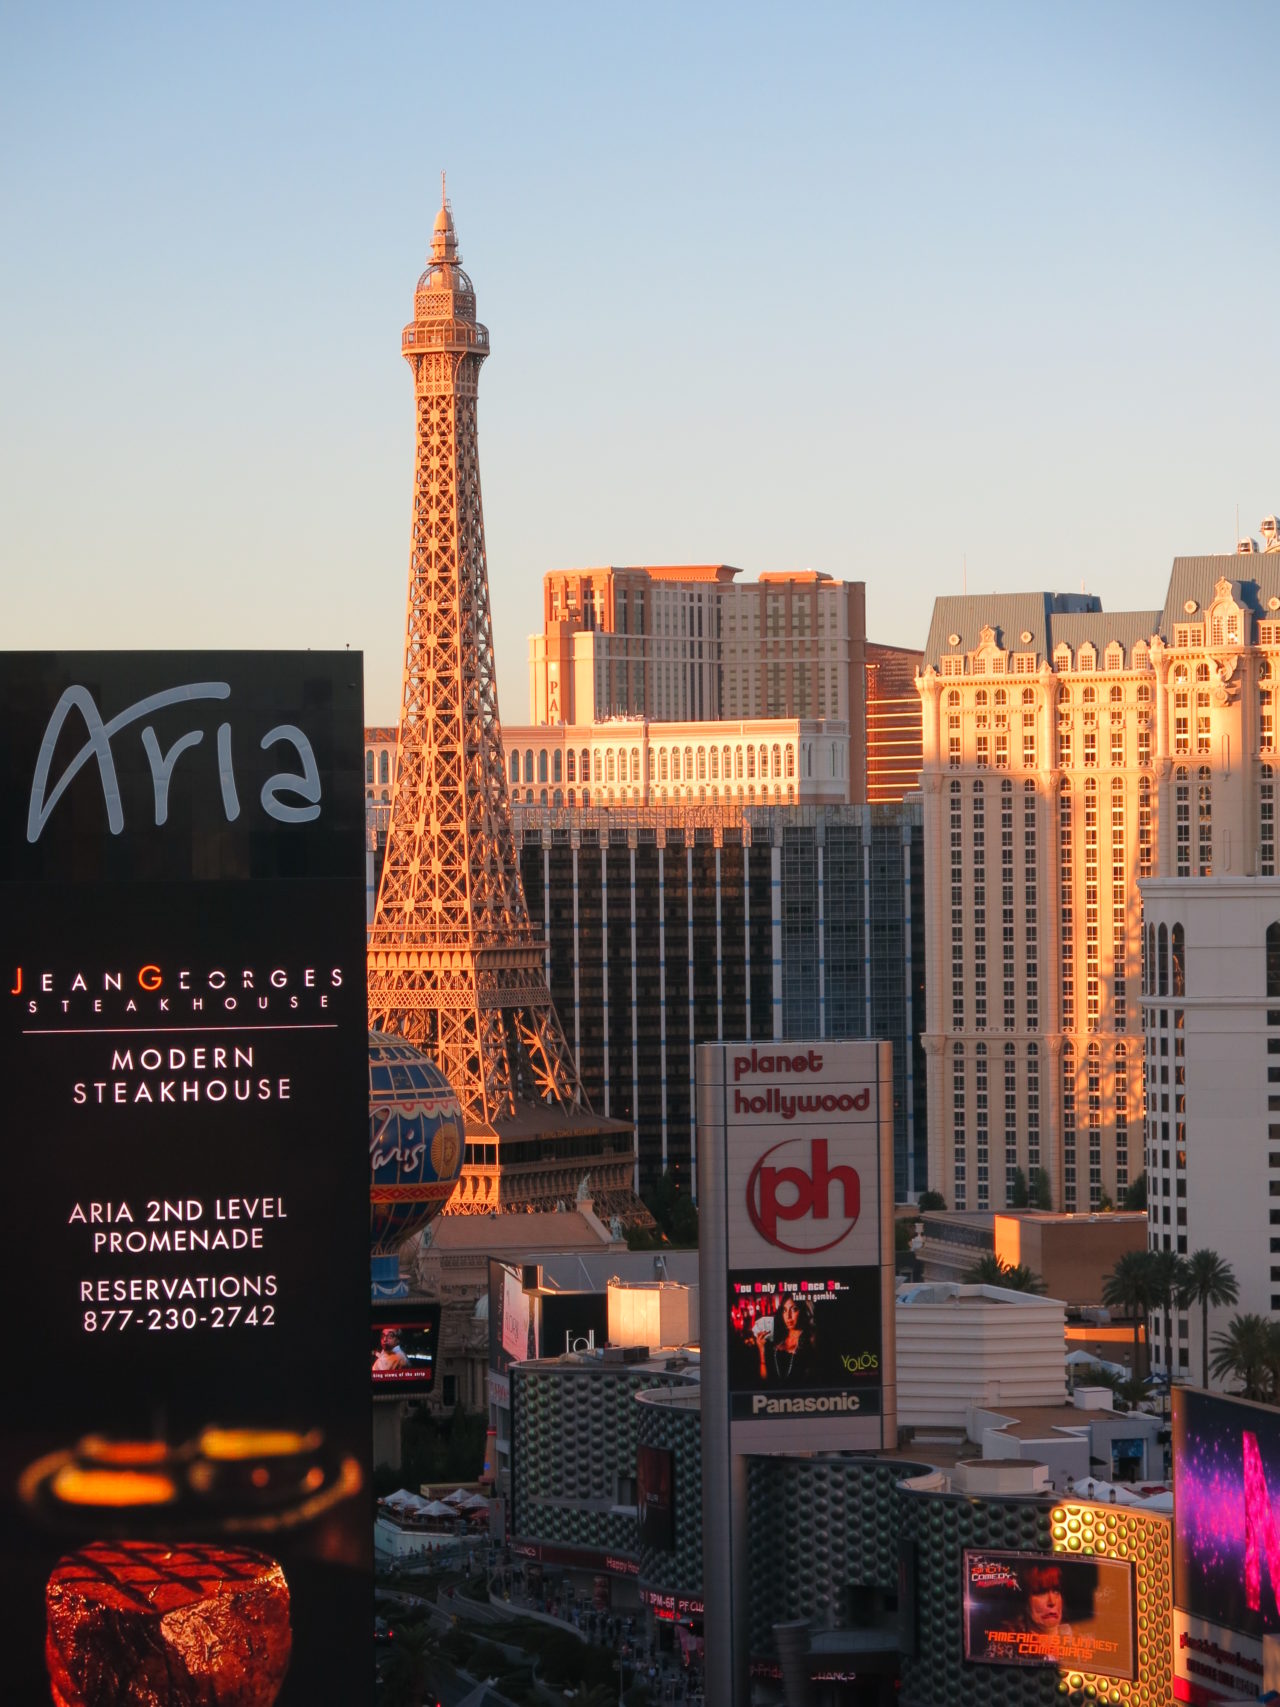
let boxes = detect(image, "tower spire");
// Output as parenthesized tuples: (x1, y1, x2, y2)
(367, 203, 640, 1219)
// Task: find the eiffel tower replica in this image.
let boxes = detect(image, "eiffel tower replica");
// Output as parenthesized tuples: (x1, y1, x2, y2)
(368, 187, 641, 1219)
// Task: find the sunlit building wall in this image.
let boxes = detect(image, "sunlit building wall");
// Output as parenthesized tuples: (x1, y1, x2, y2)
(917, 541, 1280, 1219)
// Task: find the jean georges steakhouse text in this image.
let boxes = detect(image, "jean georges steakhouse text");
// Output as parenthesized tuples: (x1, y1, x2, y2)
(13, 961, 344, 1017)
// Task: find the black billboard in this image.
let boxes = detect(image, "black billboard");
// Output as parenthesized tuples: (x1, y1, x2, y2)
(637, 1444, 675, 1552)
(540, 1291, 609, 1359)
(727, 1268, 882, 1421)
(0, 653, 371, 1706)
(962, 1549, 1136, 1679)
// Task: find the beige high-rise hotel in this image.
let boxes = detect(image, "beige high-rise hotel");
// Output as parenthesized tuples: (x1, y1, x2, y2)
(917, 534, 1280, 1216)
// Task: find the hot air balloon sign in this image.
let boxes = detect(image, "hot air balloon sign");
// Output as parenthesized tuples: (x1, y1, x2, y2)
(368, 1032, 464, 1298)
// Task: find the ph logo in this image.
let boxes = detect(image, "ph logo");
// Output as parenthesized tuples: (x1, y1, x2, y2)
(745, 1138, 860, 1253)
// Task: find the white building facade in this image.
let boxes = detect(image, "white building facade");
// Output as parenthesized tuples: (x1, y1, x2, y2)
(1138, 876, 1280, 1381)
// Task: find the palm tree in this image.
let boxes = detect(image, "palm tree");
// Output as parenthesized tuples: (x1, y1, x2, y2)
(1210, 1314, 1280, 1404)
(1179, 1249, 1239, 1389)
(1102, 1249, 1155, 1381)
(1147, 1249, 1188, 1382)
(381, 1618, 440, 1707)
(963, 1254, 1047, 1294)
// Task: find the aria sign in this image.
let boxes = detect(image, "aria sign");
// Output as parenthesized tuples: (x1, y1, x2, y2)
(27, 682, 322, 841)
(746, 1137, 860, 1253)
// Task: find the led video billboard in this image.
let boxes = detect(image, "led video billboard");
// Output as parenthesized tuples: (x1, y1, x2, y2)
(962, 1549, 1136, 1679)
(371, 1304, 441, 1393)
(637, 1444, 675, 1552)
(727, 1268, 882, 1421)
(0, 652, 371, 1706)
(1174, 1387, 1280, 1702)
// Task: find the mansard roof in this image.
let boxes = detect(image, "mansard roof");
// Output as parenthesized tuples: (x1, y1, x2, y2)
(1160, 555, 1280, 634)
(921, 592, 1158, 668)
(923, 593, 1098, 666)
(1047, 609, 1162, 656)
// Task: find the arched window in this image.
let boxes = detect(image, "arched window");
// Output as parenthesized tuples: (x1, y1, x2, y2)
(566, 749, 576, 783)
(509, 751, 520, 784)
(365, 751, 374, 785)
(948, 689, 960, 707)
(975, 690, 988, 708)
(1171, 923, 1185, 996)
(697, 747, 707, 781)
(581, 787, 590, 807)
(540, 788, 548, 805)
(581, 749, 590, 784)
(659, 749, 669, 782)
(734, 747, 743, 779)
(606, 751, 616, 784)
(1022, 687, 1035, 706)
(723, 746, 732, 779)
(1157, 923, 1169, 996)
(710, 747, 720, 780)
(524, 748, 534, 784)
(994, 688, 1007, 708)
(746, 746, 756, 780)
(553, 788, 563, 807)
(538, 750, 548, 784)
(1144, 923, 1154, 995)
(594, 751, 603, 783)
(785, 745, 795, 779)
(552, 750, 562, 783)
(631, 748, 641, 783)
(379, 751, 390, 786)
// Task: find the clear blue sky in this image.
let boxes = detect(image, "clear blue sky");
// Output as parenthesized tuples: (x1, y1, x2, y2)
(2, 2, 1277, 723)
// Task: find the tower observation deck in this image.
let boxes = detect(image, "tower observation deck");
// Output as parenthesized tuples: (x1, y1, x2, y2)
(368, 189, 641, 1218)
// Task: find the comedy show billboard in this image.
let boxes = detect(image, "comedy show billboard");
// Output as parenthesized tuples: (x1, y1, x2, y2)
(962, 1549, 1136, 1679)
(0, 653, 371, 1707)
(1173, 1387, 1280, 1702)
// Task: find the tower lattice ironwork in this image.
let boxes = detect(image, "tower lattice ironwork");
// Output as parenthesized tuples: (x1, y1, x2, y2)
(368, 189, 639, 1217)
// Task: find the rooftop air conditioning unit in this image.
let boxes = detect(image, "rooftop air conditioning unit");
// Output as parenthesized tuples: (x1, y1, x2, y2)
(1237, 538, 1260, 554)
(1261, 516, 1280, 550)
(602, 1344, 650, 1364)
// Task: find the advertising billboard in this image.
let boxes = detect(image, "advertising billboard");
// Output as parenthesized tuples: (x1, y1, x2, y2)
(371, 1304, 441, 1393)
(962, 1550, 1136, 1679)
(0, 653, 371, 1706)
(1173, 1387, 1280, 1702)
(488, 1259, 540, 1374)
(727, 1269, 881, 1421)
(541, 1290, 609, 1358)
(696, 1038, 895, 1707)
(637, 1444, 675, 1552)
